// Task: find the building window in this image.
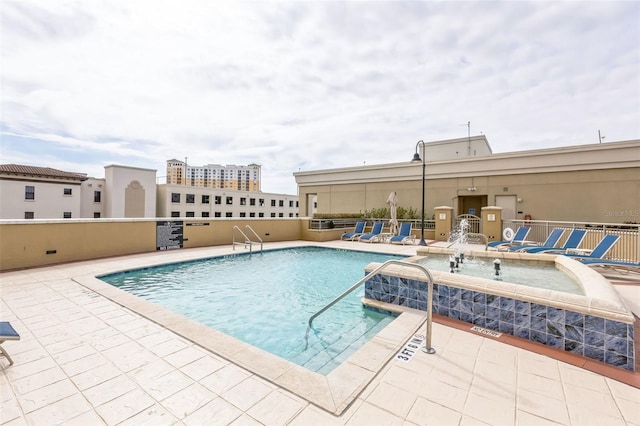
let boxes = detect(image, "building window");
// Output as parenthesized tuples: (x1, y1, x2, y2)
(171, 193, 180, 203)
(25, 185, 35, 200)
(202, 195, 210, 204)
(64, 188, 72, 195)
(94, 191, 101, 203)
(271, 200, 276, 207)
(259, 212, 264, 218)
(249, 212, 255, 217)
(279, 200, 284, 207)
(24, 212, 34, 219)
(250, 198, 256, 206)
(186, 211, 195, 217)
(171, 211, 180, 217)
(225, 212, 233, 217)
(289, 213, 294, 217)
(215, 196, 222, 205)
(214, 212, 221, 218)
(289, 200, 294, 207)
(270, 213, 276, 218)
(296, 201, 299, 207)
(93, 212, 101, 218)
(186, 194, 195, 204)
(226, 197, 233, 205)
(240, 197, 246, 205)
(279, 213, 284, 217)
(259, 199, 265, 207)
(63, 212, 72, 219)
(202, 211, 209, 217)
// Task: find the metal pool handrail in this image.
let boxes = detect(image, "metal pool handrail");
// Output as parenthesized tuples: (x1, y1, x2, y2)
(307, 260, 436, 354)
(232, 226, 259, 253)
(244, 225, 263, 252)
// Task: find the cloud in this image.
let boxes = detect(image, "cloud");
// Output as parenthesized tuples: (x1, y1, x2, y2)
(1, 0, 639, 194)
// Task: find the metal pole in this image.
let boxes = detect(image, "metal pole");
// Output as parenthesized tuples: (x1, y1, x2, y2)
(422, 272, 436, 354)
(412, 140, 427, 246)
(419, 159, 426, 245)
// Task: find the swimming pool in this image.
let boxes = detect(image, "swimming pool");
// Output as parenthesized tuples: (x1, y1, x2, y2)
(100, 247, 403, 374)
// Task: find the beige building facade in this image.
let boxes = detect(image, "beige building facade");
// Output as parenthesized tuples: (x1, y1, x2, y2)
(294, 138, 640, 223)
(156, 184, 299, 219)
(0, 165, 88, 220)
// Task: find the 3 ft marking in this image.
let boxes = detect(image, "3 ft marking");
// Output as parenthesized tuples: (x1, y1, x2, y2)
(395, 333, 425, 363)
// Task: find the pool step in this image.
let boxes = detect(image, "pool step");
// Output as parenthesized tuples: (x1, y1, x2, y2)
(297, 316, 394, 374)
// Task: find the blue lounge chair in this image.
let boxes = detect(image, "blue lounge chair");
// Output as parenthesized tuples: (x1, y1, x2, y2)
(0, 322, 20, 366)
(341, 221, 366, 241)
(359, 221, 384, 243)
(563, 234, 620, 261)
(521, 228, 587, 253)
(390, 222, 415, 245)
(507, 228, 565, 252)
(580, 259, 640, 269)
(488, 226, 531, 248)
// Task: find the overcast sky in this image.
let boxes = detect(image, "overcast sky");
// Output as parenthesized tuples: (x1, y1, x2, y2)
(1, 1, 639, 194)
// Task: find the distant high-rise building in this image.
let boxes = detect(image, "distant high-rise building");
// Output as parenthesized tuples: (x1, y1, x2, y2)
(166, 160, 261, 192)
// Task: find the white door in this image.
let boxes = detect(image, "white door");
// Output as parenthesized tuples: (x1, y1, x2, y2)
(495, 195, 517, 221)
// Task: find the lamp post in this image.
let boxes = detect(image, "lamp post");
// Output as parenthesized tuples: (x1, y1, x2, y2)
(411, 140, 427, 246)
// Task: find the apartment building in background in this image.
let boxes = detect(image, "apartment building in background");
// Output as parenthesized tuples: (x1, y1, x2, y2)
(0, 163, 296, 220)
(0, 164, 89, 219)
(166, 160, 261, 192)
(156, 184, 298, 218)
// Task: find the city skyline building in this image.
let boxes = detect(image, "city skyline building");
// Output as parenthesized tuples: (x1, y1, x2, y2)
(166, 160, 261, 192)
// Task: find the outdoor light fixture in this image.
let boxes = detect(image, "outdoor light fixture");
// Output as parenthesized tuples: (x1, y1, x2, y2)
(411, 140, 427, 246)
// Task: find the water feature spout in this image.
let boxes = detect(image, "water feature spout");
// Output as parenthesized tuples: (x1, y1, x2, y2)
(448, 219, 473, 261)
(449, 257, 456, 273)
(493, 258, 502, 280)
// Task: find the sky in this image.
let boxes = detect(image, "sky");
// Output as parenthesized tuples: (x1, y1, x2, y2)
(1, 1, 639, 195)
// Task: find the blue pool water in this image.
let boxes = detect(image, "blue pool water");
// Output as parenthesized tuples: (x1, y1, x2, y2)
(100, 247, 403, 374)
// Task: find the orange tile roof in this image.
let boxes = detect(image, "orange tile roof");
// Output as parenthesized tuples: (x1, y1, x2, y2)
(0, 164, 88, 180)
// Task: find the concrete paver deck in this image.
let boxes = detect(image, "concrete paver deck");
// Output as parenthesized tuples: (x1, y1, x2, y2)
(1, 241, 639, 425)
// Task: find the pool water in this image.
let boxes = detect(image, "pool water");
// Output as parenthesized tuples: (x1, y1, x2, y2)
(100, 247, 403, 374)
(415, 256, 584, 295)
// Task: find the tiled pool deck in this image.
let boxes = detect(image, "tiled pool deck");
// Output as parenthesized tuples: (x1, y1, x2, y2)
(1, 241, 639, 425)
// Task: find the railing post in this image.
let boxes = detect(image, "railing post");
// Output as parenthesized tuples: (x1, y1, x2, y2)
(422, 274, 435, 354)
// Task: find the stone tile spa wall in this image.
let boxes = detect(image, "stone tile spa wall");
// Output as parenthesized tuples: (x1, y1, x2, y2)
(364, 267, 635, 371)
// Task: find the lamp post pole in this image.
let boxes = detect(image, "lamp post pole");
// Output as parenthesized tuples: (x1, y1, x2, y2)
(412, 140, 427, 246)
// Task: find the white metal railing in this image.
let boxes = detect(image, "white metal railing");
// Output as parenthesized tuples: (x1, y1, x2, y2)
(448, 232, 488, 250)
(501, 220, 639, 263)
(306, 260, 436, 354)
(309, 218, 435, 231)
(454, 214, 481, 234)
(232, 225, 263, 254)
(244, 225, 263, 252)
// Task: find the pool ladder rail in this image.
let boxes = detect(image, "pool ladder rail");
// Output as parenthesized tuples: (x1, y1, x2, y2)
(306, 260, 436, 355)
(232, 225, 263, 254)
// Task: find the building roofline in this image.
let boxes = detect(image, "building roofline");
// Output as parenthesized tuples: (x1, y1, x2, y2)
(0, 164, 88, 180)
(104, 164, 157, 173)
(294, 139, 640, 177)
(294, 139, 640, 186)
